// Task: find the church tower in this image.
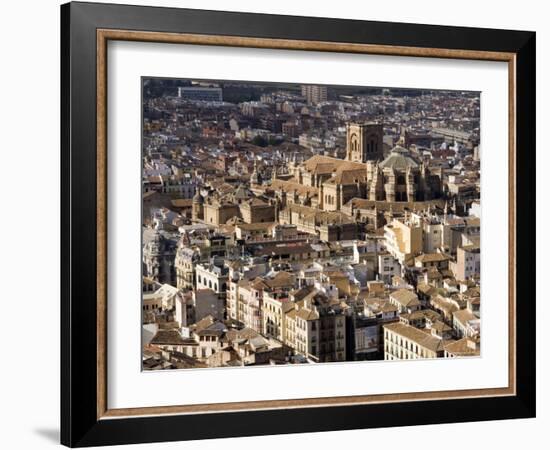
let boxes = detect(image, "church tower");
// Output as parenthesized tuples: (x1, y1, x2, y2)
(192, 191, 204, 221)
(346, 122, 384, 163)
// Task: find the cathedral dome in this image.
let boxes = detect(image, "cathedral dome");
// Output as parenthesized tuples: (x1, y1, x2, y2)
(233, 184, 252, 201)
(379, 145, 420, 170)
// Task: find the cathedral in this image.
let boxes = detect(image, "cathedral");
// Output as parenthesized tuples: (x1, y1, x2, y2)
(367, 146, 441, 202)
(280, 122, 442, 212)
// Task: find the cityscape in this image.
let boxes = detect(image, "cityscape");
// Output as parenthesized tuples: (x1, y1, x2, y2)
(142, 78, 481, 370)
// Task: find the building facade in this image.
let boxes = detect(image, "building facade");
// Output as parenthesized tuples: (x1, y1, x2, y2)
(383, 322, 447, 360)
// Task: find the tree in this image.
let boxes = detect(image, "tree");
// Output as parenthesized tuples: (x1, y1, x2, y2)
(268, 136, 283, 146)
(252, 135, 268, 147)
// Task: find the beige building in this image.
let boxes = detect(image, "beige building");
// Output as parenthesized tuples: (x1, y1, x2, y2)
(149, 316, 228, 363)
(262, 291, 295, 342)
(407, 209, 453, 253)
(203, 200, 240, 226)
(190, 316, 226, 360)
(452, 298, 480, 338)
(218, 328, 290, 366)
(283, 291, 347, 363)
(145, 283, 179, 310)
(444, 335, 480, 357)
(414, 252, 450, 270)
(266, 178, 319, 209)
(384, 218, 423, 265)
(389, 288, 421, 314)
(174, 246, 199, 289)
(278, 203, 358, 241)
(226, 278, 239, 322)
(239, 198, 275, 224)
(232, 272, 296, 333)
(235, 222, 275, 241)
(383, 322, 450, 360)
(452, 244, 480, 281)
(301, 84, 327, 105)
(234, 278, 266, 333)
(142, 293, 162, 316)
(430, 294, 461, 323)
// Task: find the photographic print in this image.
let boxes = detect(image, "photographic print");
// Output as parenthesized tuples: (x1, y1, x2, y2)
(62, 5, 535, 444)
(141, 78, 481, 370)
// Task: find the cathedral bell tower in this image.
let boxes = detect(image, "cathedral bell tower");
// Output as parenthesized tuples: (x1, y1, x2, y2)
(346, 122, 384, 163)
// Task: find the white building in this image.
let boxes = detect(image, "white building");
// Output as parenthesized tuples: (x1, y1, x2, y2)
(378, 253, 401, 283)
(195, 261, 229, 300)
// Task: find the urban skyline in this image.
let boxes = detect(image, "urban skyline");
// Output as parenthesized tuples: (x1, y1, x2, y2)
(142, 78, 481, 370)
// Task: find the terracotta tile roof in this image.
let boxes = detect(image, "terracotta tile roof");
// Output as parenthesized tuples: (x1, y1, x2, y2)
(270, 179, 318, 197)
(416, 253, 449, 263)
(444, 337, 480, 357)
(390, 288, 420, 307)
(150, 330, 195, 346)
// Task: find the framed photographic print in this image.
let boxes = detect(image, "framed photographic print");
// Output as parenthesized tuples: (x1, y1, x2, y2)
(60, 1, 536, 447)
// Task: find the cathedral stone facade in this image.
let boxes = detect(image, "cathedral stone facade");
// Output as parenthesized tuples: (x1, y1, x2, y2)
(284, 122, 442, 212)
(368, 146, 441, 202)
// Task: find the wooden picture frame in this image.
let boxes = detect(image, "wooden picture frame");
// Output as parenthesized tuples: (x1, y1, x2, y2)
(61, 1, 536, 447)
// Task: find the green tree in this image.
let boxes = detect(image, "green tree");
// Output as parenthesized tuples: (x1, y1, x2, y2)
(252, 135, 268, 147)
